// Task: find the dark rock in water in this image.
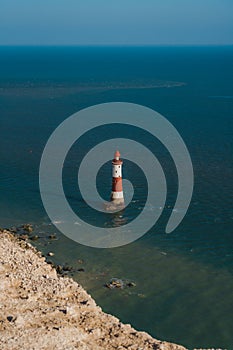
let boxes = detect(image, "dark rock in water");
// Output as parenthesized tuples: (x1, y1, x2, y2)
(126, 281, 136, 287)
(77, 268, 85, 272)
(105, 278, 136, 290)
(105, 278, 124, 289)
(47, 252, 55, 257)
(30, 235, 39, 241)
(55, 264, 74, 274)
(19, 234, 29, 241)
(62, 264, 73, 272)
(23, 224, 33, 233)
(56, 265, 63, 274)
(49, 234, 57, 240)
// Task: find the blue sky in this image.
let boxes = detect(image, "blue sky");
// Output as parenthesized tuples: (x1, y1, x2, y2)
(0, 0, 232, 45)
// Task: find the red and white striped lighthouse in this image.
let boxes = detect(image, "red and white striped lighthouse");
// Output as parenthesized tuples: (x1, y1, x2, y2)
(110, 150, 124, 207)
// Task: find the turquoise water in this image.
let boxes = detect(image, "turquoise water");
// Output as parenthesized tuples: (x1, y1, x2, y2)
(0, 46, 233, 348)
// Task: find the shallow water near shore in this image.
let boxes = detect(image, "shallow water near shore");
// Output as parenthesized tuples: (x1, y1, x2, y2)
(1, 46, 233, 349)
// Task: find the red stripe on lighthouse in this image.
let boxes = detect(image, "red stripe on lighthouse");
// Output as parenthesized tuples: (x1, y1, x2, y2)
(112, 177, 123, 192)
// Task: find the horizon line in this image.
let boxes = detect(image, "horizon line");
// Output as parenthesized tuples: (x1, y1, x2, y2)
(0, 43, 232, 48)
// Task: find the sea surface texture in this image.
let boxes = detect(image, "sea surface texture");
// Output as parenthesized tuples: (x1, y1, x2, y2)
(0, 46, 233, 349)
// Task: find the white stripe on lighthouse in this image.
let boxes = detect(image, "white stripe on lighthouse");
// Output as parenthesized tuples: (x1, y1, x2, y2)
(111, 191, 124, 199)
(112, 164, 122, 178)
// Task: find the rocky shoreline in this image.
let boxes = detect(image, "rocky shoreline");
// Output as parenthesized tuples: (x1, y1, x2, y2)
(0, 229, 223, 350)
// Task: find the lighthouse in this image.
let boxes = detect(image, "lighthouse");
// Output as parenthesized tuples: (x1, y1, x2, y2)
(110, 150, 125, 208)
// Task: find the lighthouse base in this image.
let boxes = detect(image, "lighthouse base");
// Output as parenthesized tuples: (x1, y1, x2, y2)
(105, 198, 125, 212)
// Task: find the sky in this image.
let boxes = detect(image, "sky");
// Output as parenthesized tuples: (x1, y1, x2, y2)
(0, 0, 233, 46)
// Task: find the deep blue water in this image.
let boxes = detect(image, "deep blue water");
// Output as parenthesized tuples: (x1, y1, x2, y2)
(0, 46, 233, 348)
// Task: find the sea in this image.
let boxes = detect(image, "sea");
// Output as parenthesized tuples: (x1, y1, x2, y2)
(0, 46, 233, 349)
